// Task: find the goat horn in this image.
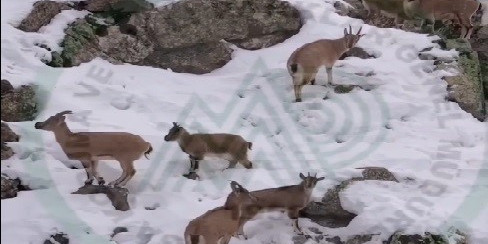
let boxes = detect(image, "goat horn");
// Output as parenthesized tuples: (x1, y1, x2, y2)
(349, 25, 352, 34)
(357, 26, 363, 35)
(56, 110, 72, 117)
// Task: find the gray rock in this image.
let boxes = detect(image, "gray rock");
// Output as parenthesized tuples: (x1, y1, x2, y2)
(72, 184, 130, 211)
(1, 122, 19, 143)
(340, 47, 375, 60)
(84, 0, 153, 13)
(1, 143, 14, 160)
(1, 122, 19, 160)
(1, 84, 38, 122)
(18, 1, 71, 32)
(111, 226, 128, 238)
(49, 0, 301, 73)
(1, 80, 14, 96)
(43, 232, 69, 244)
(98, 26, 154, 63)
(139, 42, 232, 74)
(301, 167, 398, 228)
(386, 230, 467, 244)
(443, 39, 485, 121)
(1, 175, 20, 199)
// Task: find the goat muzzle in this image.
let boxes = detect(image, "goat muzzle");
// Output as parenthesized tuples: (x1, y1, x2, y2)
(34, 122, 43, 129)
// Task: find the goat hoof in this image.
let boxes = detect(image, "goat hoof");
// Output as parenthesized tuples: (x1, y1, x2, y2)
(295, 98, 302, 103)
(84, 179, 93, 185)
(98, 179, 105, 185)
(183, 172, 199, 180)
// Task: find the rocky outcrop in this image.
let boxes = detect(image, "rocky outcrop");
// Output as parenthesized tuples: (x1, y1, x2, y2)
(1, 122, 19, 160)
(470, 26, 488, 117)
(47, 0, 302, 73)
(1, 175, 29, 199)
(83, 0, 153, 13)
(1, 79, 14, 96)
(72, 184, 130, 211)
(442, 39, 485, 121)
(300, 167, 398, 228)
(43, 232, 69, 244)
(1, 81, 38, 122)
(18, 1, 72, 32)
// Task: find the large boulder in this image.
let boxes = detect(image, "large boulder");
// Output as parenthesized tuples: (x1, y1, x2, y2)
(1, 82, 38, 122)
(49, 0, 302, 74)
(18, 1, 71, 32)
(300, 167, 398, 228)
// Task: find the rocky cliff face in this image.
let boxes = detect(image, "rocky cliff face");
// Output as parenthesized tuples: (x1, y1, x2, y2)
(29, 0, 302, 74)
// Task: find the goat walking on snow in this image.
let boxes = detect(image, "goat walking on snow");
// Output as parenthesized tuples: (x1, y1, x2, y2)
(164, 122, 253, 178)
(35, 111, 153, 187)
(287, 25, 364, 102)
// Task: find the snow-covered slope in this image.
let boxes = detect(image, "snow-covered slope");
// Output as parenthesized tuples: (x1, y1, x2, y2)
(1, 0, 487, 243)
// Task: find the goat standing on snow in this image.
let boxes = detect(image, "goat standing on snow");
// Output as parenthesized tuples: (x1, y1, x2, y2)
(164, 122, 253, 178)
(225, 173, 325, 236)
(184, 181, 258, 244)
(34, 111, 153, 187)
(403, 0, 481, 39)
(287, 25, 364, 102)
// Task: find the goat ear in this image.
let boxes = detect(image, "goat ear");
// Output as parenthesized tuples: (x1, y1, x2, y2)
(317, 177, 325, 181)
(299, 173, 306, 180)
(230, 181, 240, 193)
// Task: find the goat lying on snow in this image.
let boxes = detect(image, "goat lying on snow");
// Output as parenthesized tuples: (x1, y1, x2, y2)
(184, 181, 258, 244)
(287, 25, 364, 102)
(164, 122, 253, 177)
(225, 173, 324, 236)
(35, 111, 153, 187)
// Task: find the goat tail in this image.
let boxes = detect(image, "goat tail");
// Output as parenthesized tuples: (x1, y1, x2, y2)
(247, 142, 253, 150)
(144, 144, 153, 159)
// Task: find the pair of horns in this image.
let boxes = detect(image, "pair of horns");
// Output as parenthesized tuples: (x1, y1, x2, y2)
(307, 172, 317, 177)
(172, 122, 181, 127)
(55, 110, 72, 117)
(344, 25, 363, 35)
(230, 180, 248, 192)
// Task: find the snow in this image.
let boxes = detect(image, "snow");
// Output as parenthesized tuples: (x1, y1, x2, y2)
(1, 0, 487, 243)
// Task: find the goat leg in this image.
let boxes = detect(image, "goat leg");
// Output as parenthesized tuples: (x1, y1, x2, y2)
(109, 161, 129, 186)
(326, 67, 334, 86)
(118, 162, 135, 186)
(91, 160, 105, 185)
(81, 160, 94, 185)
